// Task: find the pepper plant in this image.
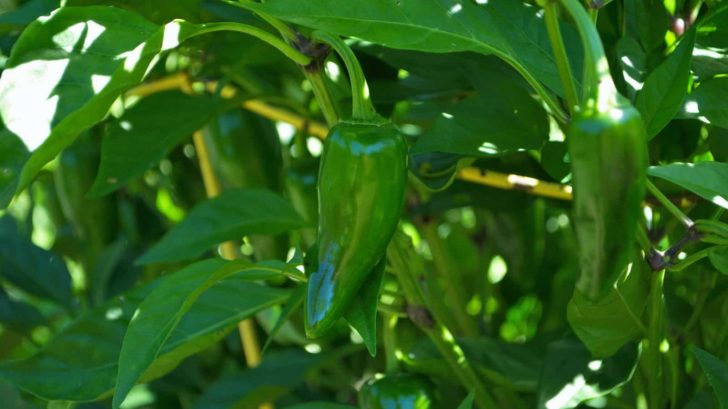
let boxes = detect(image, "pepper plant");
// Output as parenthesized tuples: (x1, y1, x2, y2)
(0, 0, 727, 408)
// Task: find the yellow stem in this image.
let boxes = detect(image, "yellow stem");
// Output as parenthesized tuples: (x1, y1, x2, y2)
(128, 76, 574, 202)
(191, 125, 270, 407)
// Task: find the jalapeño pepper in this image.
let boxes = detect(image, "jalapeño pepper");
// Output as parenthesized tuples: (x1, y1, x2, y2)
(305, 120, 407, 337)
(359, 373, 435, 409)
(304, 31, 408, 338)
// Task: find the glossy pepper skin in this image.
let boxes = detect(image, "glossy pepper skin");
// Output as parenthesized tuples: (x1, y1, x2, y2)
(359, 373, 435, 409)
(305, 120, 407, 338)
(568, 97, 648, 301)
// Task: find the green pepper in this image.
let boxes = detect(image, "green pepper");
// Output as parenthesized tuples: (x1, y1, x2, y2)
(359, 373, 435, 409)
(568, 98, 648, 301)
(304, 120, 407, 338)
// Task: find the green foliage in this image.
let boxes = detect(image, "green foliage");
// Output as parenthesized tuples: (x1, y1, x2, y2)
(0, 0, 726, 408)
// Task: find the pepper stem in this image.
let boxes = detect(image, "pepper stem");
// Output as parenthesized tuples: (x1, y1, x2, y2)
(558, 0, 617, 108)
(311, 31, 376, 121)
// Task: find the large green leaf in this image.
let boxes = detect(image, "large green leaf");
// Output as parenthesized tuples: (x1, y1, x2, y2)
(709, 246, 728, 275)
(90, 91, 230, 196)
(0, 127, 30, 208)
(0, 6, 248, 208)
(113, 258, 285, 408)
(137, 188, 307, 264)
(693, 347, 728, 408)
(537, 339, 640, 409)
(0, 288, 46, 331)
(0, 216, 72, 307)
(648, 162, 728, 210)
(689, 77, 728, 129)
(237, 0, 581, 99)
(636, 29, 696, 139)
(0, 261, 288, 402)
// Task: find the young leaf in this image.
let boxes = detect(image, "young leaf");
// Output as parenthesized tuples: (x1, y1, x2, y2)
(648, 162, 728, 210)
(343, 258, 386, 357)
(112, 259, 284, 408)
(0, 216, 72, 307)
(0, 267, 289, 401)
(90, 91, 230, 197)
(636, 29, 696, 139)
(693, 347, 728, 408)
(137, 188, 308, 265)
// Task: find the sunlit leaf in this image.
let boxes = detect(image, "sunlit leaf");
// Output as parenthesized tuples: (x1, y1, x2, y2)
(648, 162, 728, 210)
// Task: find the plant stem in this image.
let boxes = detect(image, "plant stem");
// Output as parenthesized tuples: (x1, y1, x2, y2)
(383, 313, 399, 373)
(646, 179, 694, 228)
(311, 31, 375, 121)
(388, 233, 497, 409)
(420, 222, 477, 336)
(645, 268, 665, 409)
(304, 67, 340, 127)
(192, 22, 311, 66)
(544, 1, 579, 112)
(191, 129, 270, 409)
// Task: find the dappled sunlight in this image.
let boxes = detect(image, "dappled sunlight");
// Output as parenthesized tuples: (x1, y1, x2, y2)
(478, 142, 498, 155)
(161, 21, 182, 51)
(447, 3, 463, 16)
(545, 374, 598, 409)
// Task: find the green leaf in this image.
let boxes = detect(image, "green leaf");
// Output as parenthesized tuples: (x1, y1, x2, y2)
(90, 91, 229, 196)
(540, 141, 571, 183)
(693, 347, 728, 408)
(113, 258, 284, 408)
(0, 216, 72, 307)
(343, 257, 385, 357)
(237, 0, 581, 98)
(137, 188, 307, 264)
(410, 66, 548, 156)
(567, 261, 649, 358)
(689, 77, 728, 129)
(262, 285, 305, 354)
(0, 0, 56, 28)
(0, 266, 289, 401)
(636, 29, 696, 139)
(537, 339, 640, 409)
(0, 127, 30, 209)
(648, 162, 728, 210)
(0, 288, 46, 331)
(709, 246, 728, 274)
(457, 392, 475, 409)
(191, 350, 325, 409)
(0, 6, 225, 206)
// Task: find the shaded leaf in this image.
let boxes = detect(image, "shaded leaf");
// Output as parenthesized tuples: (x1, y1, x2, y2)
(537, 339, 640, 409)
(0, 0, 56, 28)
(0, 216, 72, 306)
(0, 288, 46, 331)
(648, 162, 728, 210)
(191, 350, 325, 409)
(693, 347, 728, 408)
(636, 29, 696, 138)
(689, 77, 728, 129)
(262, 285, 305, 353)
(709, 246, 728, 274)
(0, 262, 288, 401)
(90, 91, 229, 196)
(137, 188, 307, 264)
(238, 0, 581, 98)
(283, 404, 355, 409)
(113, 258, 284, 408)
(0, 128, 30, 209)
